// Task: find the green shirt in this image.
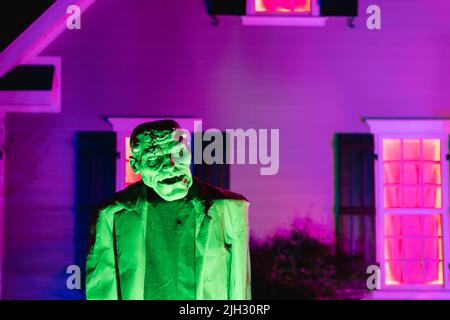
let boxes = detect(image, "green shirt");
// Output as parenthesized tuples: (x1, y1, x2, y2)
(144, 193, 196, 300)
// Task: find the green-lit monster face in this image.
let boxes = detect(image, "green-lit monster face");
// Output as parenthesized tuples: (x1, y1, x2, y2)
(129, 121, 193, 202)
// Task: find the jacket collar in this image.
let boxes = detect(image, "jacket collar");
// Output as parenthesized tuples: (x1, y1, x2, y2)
(115, 177, 212, 217)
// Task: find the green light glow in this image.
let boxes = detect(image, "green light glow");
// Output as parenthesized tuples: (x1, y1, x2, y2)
(86, 121, 251, 300)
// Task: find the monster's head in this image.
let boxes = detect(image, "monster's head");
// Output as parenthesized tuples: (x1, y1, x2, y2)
(129, 120, 193, 201)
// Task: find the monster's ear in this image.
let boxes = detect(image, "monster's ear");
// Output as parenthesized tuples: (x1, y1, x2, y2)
(129, 156, 140, 174)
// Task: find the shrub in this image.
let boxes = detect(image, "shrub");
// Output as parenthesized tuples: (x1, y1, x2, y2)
(250, 224, 367, 300)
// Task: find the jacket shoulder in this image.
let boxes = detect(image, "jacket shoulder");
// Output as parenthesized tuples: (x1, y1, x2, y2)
(97, 181, 144, 213)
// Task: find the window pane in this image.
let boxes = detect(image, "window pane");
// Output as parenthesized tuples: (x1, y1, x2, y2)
(423, 262, 443, 285)
(385, 215, 402, 236)
(403, 261, 423, 284)
(383, 139, 401, 161)
(403, 163, 421, 185)
(422, 215, 441, 237)
(402, 215, 422, 236)
(424, 186, 441, 208)
(385, 238, 402, 260)
(404, 187, 422, 208)
(385, 261, 402, 285)
(422, 139, 440, 161)
(383, 163, 401, 184)
(403, 139, 420, 160)
(423, 238, 441, 260)
(404, 238, 422, 259)
(423, 163, 441, 184)
(384, 187, 402, 208)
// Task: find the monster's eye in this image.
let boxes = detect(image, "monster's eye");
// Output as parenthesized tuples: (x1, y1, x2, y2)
(179, 148, 184, 158)
(147, 157, 159, 166)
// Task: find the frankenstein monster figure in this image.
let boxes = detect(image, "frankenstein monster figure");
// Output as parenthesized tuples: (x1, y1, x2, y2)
(86, 120, 251, 300)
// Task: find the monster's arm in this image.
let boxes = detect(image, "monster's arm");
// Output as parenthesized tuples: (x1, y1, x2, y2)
(85, 208, 118, 300)
(227, 200, 252, 300)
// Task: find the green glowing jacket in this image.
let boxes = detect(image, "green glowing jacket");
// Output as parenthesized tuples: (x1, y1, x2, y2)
(85, 178, 251, 300)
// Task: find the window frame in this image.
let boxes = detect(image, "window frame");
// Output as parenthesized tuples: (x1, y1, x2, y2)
(366, 120, 450, 292)
(379, 134, 448, 290)
(363, 118, 450, 298)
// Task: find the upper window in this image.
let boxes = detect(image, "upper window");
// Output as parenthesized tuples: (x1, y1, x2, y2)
(254, 0, 312, 13)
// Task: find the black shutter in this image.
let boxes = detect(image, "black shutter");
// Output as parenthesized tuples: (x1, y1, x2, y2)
(205, 0, 246, 16)
(334, 134, 375, 264)
(191, 132, 230, 190)
(320, 0, 358, 17)
(74, 132, 116, 294)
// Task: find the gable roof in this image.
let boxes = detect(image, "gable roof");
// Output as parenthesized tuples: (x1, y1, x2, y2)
(0, 0, 96, 77)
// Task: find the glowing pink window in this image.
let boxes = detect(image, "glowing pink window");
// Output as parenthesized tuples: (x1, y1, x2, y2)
(382, 139, 442, 209)
(125, 137, 142, 187)
(254, 0, 312, 13)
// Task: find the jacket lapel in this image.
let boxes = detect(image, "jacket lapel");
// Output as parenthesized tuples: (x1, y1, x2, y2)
(190, 179, 214, 299)
(113, 182, 148, 299)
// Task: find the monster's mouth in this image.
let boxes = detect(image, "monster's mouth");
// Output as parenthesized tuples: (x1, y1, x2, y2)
(159, 175, 185, 185)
